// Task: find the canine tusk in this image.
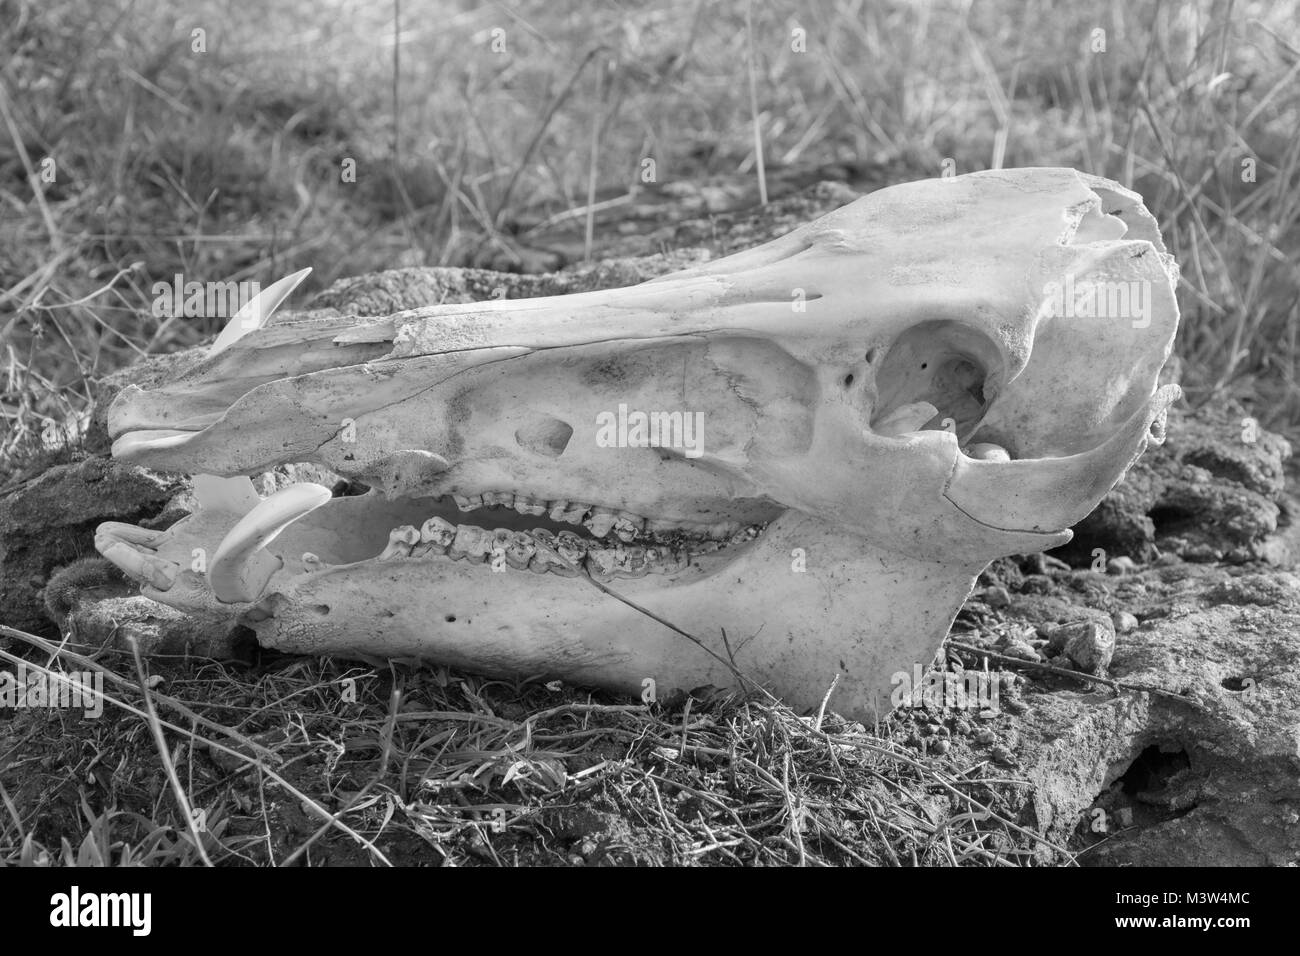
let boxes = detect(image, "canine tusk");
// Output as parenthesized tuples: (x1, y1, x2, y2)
(208, 482, 332, 603)
(208, 266, 312, 356)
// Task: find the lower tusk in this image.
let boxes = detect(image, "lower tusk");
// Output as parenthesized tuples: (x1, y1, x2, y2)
(208, 483, 332, 603)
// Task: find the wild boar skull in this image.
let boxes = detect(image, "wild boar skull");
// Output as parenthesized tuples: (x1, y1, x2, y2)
(96, 167, 1180, 720)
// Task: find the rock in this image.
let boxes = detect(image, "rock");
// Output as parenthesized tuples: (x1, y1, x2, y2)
(1064, 621, 1116, 675)
(1002, 641, 1042, 663)
(1112, 611, 1140, 633)
(1047, 619, 1117, 675)
(0, 457, 185, 636)
(1054, 401, 1292, 566)
(983, 586, 1011, 608)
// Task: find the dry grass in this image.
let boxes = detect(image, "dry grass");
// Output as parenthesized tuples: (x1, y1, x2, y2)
(0, 622, 1064, 867)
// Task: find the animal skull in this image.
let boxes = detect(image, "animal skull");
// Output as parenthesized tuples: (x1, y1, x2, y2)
(96, 168, 1180, 720)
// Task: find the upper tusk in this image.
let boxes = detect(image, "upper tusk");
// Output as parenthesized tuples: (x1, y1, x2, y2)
(208, 266, 312, 357)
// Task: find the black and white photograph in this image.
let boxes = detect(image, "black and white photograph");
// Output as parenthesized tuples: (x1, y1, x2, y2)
(0, 0, 1292, 921)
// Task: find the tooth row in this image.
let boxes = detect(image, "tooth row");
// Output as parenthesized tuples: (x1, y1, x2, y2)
(382, 520, 693, 577)
(451, 492, 745, 542)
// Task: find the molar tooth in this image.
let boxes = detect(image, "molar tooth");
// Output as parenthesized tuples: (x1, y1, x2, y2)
(528, 529, 577, 576)
(419, 516, 458, 549)
(379, 525, 421, 560)
(585, 546, 618, 578)
(583, 507, 618, 538)
(613, 512, 645, 542)
(489, 529, 514, 567)
(647, 518, 687, 535)
(644, 546, 689, 574)
(449, 524, 493, 562)
(503, 531, 537, 569)
(554, 530, 589, 570)
(483, 491, 513, 507)
(453, 494, 483, 512)
(613, 543, 648, 577)
(514, 495, 547, 516)
(705, 521, 740, 541)
(729, 524, 763, 545)
(552, 501, 591, 524)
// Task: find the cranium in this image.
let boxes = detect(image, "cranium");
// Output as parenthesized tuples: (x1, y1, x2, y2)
(95, 168, 1180, 721)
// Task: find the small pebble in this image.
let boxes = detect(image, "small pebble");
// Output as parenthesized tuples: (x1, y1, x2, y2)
(931, 738, 951, 755)
(1002, 641, 1041, 663)
(983, 586, 1011, 608)
(1111, 610, 1139, 633)
(1106, 556, 1138, 575)
(976, 730, 997, 745)
(991, 745, 1016, 766)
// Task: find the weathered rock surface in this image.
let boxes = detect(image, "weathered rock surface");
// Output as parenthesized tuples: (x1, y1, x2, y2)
(0, 458, 184, 636)
(1055, 400, 1293, 567)
(941, 559, 1300, 865)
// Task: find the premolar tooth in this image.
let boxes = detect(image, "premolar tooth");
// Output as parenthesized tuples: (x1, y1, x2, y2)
(449, 524, 493, 562)
(514, 495, 547, 516)
(584, 507, 618, 538)
(379, 525, 421, 560)
(729, 524, 763, 545)
(453, 494, 483, 512)
(613, 512, 645, 542)
(874, 401, 940, 438)
(302, 552, 324, 572)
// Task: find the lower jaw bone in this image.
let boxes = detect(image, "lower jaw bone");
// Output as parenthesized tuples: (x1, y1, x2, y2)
(231, 510, 985, 721)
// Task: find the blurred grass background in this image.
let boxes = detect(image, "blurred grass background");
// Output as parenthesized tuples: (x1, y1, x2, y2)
(1, 0, 1297, 463)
